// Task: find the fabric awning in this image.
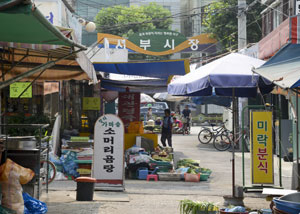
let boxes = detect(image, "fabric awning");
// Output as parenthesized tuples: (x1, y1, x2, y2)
(0, 45, 95, 82)
(0, 1, 98, 84)
(255, 43, 300, 89)
(0, 0, 85, 49)
(93, 59, 190, 79)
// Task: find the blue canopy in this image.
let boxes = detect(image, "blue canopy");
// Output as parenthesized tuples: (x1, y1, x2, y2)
(168, 53, 274, 98)
(255, 43, 300, 89)
(94, 59, 189, 79)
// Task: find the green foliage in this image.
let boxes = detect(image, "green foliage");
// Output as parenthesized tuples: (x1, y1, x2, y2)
(179, 200, 219, 214)
(203, 0, 265, 51)
(95, 3, 173, 37)
(7, 114, 50, 136)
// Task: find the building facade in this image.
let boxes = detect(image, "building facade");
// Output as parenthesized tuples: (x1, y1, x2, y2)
(258, 0, 300, 189)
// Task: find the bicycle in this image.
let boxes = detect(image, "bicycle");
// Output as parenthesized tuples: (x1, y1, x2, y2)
(198, 120, 229, 144)
(213, 130, 250, 152)
(40, 132, 56, 186)
(182, 117, 191, 135)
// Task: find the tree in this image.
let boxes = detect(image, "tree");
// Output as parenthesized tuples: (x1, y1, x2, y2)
(95, 3, 173, 38)
(203, 0, 265, 51)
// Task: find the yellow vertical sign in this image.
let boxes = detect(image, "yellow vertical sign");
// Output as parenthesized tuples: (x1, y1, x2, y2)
(250, 111, 273, 184)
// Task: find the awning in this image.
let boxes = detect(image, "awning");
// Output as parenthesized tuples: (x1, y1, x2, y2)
(0, 0, 85, 49)
(255, 43, 300, 89)
(0, 42, 96, 83)
(0, 0, 98, 85)
(93, 59, 190, 79)
(101, 78, 167, 93)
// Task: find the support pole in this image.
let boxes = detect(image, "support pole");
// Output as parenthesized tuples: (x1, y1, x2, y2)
(232, 89, 236, 197)
(297, 92, 300, 190)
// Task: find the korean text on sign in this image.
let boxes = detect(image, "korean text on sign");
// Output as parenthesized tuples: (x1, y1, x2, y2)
(99, 116, 121, 173)
(251, 111, 273, 184)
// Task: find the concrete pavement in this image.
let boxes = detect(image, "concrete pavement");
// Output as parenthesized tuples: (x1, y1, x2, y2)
(41, 126, 291, 213)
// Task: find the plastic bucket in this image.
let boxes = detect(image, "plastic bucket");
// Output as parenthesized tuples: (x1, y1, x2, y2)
(273, 192, 300, 214)
(272, 207, 289, 214)
(75, 177, 96, 201)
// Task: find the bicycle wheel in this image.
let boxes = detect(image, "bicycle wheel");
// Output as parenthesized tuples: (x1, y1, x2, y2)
(198, 128, 213, 144)
(40, 160, 56, 185)
(213, 134, 231, 151)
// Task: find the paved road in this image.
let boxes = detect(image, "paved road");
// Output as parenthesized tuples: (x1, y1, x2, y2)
(43, 126, 292, 214)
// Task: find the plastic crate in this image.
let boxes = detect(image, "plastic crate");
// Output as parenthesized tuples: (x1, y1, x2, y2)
(184, 173, 200, 182)
(158, 172, 181, 181)
(137, 168, 148, 180)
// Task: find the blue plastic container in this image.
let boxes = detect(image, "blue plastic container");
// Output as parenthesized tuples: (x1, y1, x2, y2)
(273, 192, 300, 214)
(137, 168, 148, 180)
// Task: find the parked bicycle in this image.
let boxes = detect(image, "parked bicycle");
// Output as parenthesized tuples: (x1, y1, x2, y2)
(213, 130, 250, 152)
(198, 120, 229, 144)
(40, 147, 56, 185)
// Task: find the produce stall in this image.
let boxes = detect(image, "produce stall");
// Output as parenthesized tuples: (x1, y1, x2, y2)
(125, 143, 212, 183)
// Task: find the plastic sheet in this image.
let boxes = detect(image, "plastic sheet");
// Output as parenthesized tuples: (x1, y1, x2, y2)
(60, 151, 79, 177)
(23, 192, 47, 214)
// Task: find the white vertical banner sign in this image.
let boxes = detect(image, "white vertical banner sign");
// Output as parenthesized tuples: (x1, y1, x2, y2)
(93, 114, 125, 190)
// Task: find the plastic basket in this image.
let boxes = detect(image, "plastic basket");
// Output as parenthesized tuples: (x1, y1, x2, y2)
(200, 173, 210, 181)
(184, 173, 200, 182)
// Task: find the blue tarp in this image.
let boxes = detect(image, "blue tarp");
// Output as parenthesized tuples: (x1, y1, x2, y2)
(94, 60, 189, 79)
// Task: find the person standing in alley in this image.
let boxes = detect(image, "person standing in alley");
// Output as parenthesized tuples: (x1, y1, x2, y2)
(161, 109, 173, 147)
(182, 105, 191, 134)
(146, 107, 152, 121)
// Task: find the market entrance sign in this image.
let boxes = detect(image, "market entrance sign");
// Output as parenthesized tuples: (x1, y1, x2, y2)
(97, 30, 217, 56)
(10, 82, 32, 98)
(250, 111, 274, 185)
(128, 29, 187, 52)
(93, 114, 124, 190)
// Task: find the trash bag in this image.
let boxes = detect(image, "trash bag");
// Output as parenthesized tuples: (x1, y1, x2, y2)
(0, 158, 35, 185)
(224, 206, 246, 212)
(23, 192, 47, 214)
(0, 159, 35, 214)
(62, 160, 79, 178)
(60, 151, 79, 178)
(54, 172, 67, 181)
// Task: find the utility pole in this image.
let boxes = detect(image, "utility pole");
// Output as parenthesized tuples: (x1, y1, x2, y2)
(232, 0, 247, 198)
(237, 0, 247, 150)
(238, 0, 247, 50)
